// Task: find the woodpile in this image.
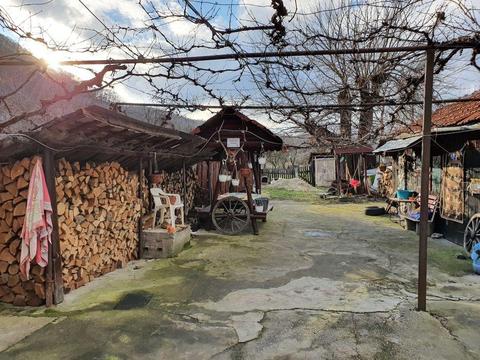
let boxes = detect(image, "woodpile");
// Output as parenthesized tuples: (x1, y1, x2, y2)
(154, 168, 198, 214)
(378, 168, 394, 197)
(441, 161, 464, 223)
(0, 157, 45, 306)
(56, 159, 143, 293)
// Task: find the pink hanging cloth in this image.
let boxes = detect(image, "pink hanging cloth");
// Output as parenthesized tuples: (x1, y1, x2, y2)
(20, 158, 53, 279)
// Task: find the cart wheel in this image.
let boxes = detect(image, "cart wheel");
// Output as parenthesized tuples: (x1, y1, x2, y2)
(212, 196, 250, 235)
(464, 213, 480, 255)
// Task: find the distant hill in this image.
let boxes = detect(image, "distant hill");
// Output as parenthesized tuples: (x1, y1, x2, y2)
(118, 105, 204, 132)
(0, 34, 105, 132)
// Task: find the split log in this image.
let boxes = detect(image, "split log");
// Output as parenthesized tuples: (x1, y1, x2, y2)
(56, 159, 142, 293)
(0, 158, 44, 306)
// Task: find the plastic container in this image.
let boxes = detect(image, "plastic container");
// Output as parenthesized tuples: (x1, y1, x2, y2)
(473, 262, 480, 275)
(397, 189, 412, 199)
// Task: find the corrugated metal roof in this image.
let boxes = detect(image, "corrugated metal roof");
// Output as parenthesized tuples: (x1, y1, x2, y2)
(374, 122, 480, 154)
(373, 136, 421, 153)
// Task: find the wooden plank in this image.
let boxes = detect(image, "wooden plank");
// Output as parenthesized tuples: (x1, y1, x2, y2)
(43, 149, 64, 306)
(138, 158, 144, 259)
(243, 172, 259, 235)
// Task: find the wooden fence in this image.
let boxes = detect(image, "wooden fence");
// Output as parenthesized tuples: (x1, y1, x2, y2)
(262, 165, 314, 186)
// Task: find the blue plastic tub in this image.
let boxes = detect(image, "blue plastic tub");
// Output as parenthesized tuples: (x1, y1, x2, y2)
(471, 243, 480, 275)
(396, 189, 413, 200)
(474, 262, 480, 275)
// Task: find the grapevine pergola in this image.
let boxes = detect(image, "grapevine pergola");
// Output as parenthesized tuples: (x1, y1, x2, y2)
(2, 38, 480, 311)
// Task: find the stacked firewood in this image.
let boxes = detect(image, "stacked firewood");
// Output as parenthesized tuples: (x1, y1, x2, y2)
(0, 157, 45, 306)
(379, 168, 394, 197)
(156, 168, 198, 214)
(56, 159, 142, 293)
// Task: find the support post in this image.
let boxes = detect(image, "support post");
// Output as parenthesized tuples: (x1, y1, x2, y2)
(207, 161, 212, 206)
(138, 158, 144, 259)
(243, 173, 259, 235)
(182, 160, 187, 216)
(418, 48, 435, 312)
(335, 153, 342, 196)
(147, 158, 153, 211)
(43, 149, 64, 306)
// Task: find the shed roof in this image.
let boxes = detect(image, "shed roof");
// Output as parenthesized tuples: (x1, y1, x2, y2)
(334, 145, 373, 155)
(373, 123, 480, 154)
(405, 91, 480, 133)
(373, 136, 422, 154)
(430, 90, 480, 127)
(0, 106, 211, 170)
(192, 107, 283, 152)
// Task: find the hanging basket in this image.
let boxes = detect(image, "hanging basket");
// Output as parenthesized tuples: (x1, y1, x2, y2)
(219, 174, 228, 182)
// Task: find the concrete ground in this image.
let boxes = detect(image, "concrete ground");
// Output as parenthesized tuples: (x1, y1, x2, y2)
(0, 200, 480, 359)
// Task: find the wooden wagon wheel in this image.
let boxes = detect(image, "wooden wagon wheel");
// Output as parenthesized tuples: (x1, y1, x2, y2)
(464, 213, 480, 255)
(212, 196, 250, 235)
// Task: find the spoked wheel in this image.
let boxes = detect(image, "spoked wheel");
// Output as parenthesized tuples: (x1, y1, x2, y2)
(464, 213, 480, 255)
(212, 196, 250, 235)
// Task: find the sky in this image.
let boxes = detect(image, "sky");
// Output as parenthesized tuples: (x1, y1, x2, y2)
(1, 0, 479, 124)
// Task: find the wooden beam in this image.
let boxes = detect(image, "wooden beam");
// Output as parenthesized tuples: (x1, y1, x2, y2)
(43, 149, 64, 306)
(182, 160, 187, 215)
(207, 161, 212, 206)
(138, 158, 144, 259)
(244, 172, 259, 235)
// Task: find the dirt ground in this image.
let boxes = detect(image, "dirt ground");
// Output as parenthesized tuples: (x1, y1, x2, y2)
(0, 200, 479, 359)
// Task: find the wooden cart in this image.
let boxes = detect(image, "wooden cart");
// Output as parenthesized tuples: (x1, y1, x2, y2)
(464, 214, 480, 255)
(211, 192, 273, 235)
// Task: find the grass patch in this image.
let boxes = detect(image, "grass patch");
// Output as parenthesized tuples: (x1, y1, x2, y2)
(262, 187, 319, 202)
(428, 246, 472, 277)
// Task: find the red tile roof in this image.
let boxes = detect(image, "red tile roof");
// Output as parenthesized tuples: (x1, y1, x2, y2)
(430, 90, 480, 127)
(396, 90, 480, 136)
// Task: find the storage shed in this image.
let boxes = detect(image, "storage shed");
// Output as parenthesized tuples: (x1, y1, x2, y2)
(193, 107, 283, 204)
(373, 90, 480, 246)
(0, 106, 209, 306)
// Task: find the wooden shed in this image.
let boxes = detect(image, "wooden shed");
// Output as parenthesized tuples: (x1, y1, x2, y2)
(193, 107, 283, 205)
(373, 90, 480, 247)
(190, 107, 283, 235)
(0, 106, 209, 306)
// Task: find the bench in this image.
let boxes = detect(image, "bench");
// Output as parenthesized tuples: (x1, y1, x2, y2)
(404, 194, 439, 236)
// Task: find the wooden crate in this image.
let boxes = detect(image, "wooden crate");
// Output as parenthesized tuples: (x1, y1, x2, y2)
(141, 226, 191, 259)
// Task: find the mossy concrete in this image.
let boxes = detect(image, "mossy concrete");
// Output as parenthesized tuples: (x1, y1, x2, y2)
(0, 200, 479, 359)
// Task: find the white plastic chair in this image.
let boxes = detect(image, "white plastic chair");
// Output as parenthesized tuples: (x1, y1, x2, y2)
(150, 188, 185, 229)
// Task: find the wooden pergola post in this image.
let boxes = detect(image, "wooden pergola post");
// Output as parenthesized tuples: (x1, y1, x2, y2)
(182, 160, 187, 215)
(138, 158, 144, 259)
(207, 160, 212, 206)
(43, 148, 64, 306)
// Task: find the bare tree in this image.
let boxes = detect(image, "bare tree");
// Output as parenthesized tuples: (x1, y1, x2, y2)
(249, 0, 480, 145)
(0, 0, 478, 138)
